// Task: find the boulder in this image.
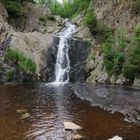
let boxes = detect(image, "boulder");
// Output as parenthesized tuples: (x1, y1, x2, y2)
(41, 113, 54, 120)
(20, 113, 31, 120)
(86, 54, 108, 84)
(16, 109, 28, 114)
(74, 134, 83, 140)
(108, 136, 123, 140)
(64, 122, 82, 131)
(133, 78, 140, 88)
(116, 74, 128, 85)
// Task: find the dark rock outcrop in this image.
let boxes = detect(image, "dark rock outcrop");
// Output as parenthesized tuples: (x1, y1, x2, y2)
(0, 3, 61, 83)
(45, 36, 89, 82)
(68, 38, 89, 82)
(43, 36, 59, 82)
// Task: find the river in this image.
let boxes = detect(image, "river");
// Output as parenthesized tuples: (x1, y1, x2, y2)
(0, 83, 140, 140)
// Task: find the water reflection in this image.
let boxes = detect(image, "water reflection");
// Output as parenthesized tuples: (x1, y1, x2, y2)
(74, 83, 140, 124)
(24, 84, 75, 140)
(0, 83, 140, 140)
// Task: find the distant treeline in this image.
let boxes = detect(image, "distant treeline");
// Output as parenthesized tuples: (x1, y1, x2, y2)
(36, 0, 91, 18)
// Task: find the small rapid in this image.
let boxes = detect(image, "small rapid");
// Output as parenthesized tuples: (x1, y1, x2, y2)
(54, 22, 77, 83)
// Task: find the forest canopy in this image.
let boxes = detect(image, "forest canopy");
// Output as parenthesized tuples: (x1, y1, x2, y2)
(35, 0, 91, 18)
(1, 0, 91, 18)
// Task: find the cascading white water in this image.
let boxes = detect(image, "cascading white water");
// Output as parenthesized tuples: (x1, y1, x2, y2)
(54, 22, 77, 83)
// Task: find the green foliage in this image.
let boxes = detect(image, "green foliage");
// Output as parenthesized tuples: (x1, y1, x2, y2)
(39, 16, 47, 22)
(83, 10, 113, 43)
(5, 69, 14, 82)
(5, 48, 36, 74)
(102, 32, 115, 74)
(89, 52, 96, 60)
(1, 0, 34, 17)
(102, 32, 125, 75)
(83, 9, 96, 28)
(118, 33, 127, 49)
(1, 0, 23, 17)
(83, 9, 99, 38)
(113, 52, 124, 75)
(45, 0, 91, 18)
(134, 0, 140, 5)
(123, 26, 140, 79)
(132, 0, 140, 14)
(47, 15, 55, 20)
(83, 8, 127, 76)
(43, 27, 48, 33)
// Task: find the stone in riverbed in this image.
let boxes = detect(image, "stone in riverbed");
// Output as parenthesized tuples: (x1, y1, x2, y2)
(64, 122, 82, 131)
(74, 134, 83, 140)
(108, 136, 123, 140)
(41, 113, 54, 120)
(20, 113, 31, 120)
(16, 109, 28, 114)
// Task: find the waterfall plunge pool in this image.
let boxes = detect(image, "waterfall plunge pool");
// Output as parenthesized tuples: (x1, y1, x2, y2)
(0, 83, 140, 140)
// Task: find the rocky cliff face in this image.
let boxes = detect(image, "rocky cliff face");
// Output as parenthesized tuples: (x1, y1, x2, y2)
(0, 1, 89, 83)
(74, 0, 140, 87)
(68, 38, 89, 82)
(0, 5, 12, 83)
(8, 2, 62, 33)
(44, 36, 89, 83)
(1, 1, 140, 87)
(0, 2, 62, 83)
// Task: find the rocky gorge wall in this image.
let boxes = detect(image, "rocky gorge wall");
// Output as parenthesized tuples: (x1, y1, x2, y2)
(0, 2, 63, 83)
(44, 36, 89, 83)
(73, 0, 140, 87)
(0, 2, 89, 83)
(1, 0, 140, 87)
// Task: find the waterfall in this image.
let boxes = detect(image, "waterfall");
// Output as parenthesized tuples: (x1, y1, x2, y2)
(54, 22, 77, 83)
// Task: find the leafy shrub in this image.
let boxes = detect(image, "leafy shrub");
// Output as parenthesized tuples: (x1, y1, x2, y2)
(43, 27, 48, 33)
(132, 0, 140, 15)
(5, 69, 14, 82)
(39, 16, 47, 22)
(47, 15, 55, 20)
(83, 9, 99, 37)
(1, 0, 23, 17)
(113, 52, 124, 75)
(83, 8, 126, 76)
(123, 26, 140, 80)
(102, 32, 125, 75)
(89, 52, 96, 60)
(83, 9, 113, 43)
(45, 0, 91, 18)
(102, 32, 115, 74)
(83, 9, 97, 28)
(5, 48, 36, 74)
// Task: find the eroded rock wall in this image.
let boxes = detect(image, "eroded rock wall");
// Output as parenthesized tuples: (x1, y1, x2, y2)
(74, 0, 140, 87)
(45, 36, 89, 83)
(0, 3, 62, 83)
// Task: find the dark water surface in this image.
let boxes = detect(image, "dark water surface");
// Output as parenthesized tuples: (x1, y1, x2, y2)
(0, 83, 140, 140)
